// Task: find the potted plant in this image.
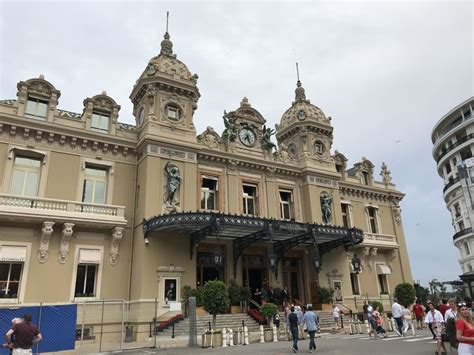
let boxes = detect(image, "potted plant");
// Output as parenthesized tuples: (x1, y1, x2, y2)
(201, 329, 223, 348)
(228, 279, 242, 313)
(260, 302, 278, 327)
(202, 280, 229, 330)
(241, 285, 252, 311)
(319, 287, 335, 311)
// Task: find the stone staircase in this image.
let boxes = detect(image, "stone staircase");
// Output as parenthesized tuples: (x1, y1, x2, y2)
(278, 310, 352, 330)
(158, 312, 262, 337)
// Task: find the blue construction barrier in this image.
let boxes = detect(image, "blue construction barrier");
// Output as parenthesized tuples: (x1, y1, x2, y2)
(0, 304, 77, 354)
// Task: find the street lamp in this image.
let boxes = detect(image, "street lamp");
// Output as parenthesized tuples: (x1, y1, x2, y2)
(313, 254, 322, 273)
(213, 217, 223, 266)
(269, 252, 277, 273)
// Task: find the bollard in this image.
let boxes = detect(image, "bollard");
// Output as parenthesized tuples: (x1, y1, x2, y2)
(243, 326, 249, 345)
(229, 328, 234, 346)
(357, 319, 363, 334)
(222, 328, 227, 347)
(172, 323, 175, 339)
(391, 318, 400, 335)
(364, 320, 370, 336)
(411, 321, 415, 336)
(387, 317, 393, 331)
(237, 326, 241, 345)
(273, 325, 278, 342)
(260, 325, 265, 343)
(349, 319, 355, 335)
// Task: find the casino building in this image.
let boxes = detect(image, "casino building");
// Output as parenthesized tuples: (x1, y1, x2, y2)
(0, 29, 412, 329)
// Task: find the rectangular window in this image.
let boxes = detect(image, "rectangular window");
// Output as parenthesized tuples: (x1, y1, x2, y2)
(445, 162, 452, 174)
(0, 263, 22, 298)
(350, 273, 360, 295)
(341, 203, 351, 228)
(10, 156, 41, 197)
(378, 274, 388, 294)
(91, 112, 110, 133)
(279, 190, 293, 220)
(454, 203, 461, 218)
(74, 264, 97, 297)
(82, 166, 107, 204)
(458, 220, 465, 231)
(242, 184, 258, 215)
(201, 177, 218, 211)
(368, 207, 378, 233)
(25, 97, 48, 120)
(362, 171, 370, 185)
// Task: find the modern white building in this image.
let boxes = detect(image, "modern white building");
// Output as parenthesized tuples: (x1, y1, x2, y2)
(432, 97, 474, 297)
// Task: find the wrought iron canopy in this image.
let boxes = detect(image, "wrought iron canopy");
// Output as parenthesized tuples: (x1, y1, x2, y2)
(143, 212, 364, 275)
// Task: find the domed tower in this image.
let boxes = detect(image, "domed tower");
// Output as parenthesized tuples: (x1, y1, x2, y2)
(276, 80, 334, 172)
(129, 30, 200, 143)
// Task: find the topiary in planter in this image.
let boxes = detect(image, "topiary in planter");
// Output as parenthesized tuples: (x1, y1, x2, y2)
(228, 279, 241, 306)
(202, 280, 229, 330)
(260, 302, 278, 326)
(394, 283, 416, 308)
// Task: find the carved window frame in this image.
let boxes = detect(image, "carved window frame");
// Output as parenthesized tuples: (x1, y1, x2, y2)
(340, 201, 353, 228)
(365, 205, 381, 234)
(76, 157, 115, 205)
(2, 146, 49, 197)
(0, 241, 32, 304)
(70, 245, 104, 302)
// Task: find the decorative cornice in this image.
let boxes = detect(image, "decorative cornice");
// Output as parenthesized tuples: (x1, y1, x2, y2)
(339, 183, 404, 202)
(58, 223, 74, 264)
(109, 226, 124, 266)
(38, 221, 55, 263)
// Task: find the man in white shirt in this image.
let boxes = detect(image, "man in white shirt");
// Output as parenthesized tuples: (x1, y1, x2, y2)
(391, 299, 403, 336)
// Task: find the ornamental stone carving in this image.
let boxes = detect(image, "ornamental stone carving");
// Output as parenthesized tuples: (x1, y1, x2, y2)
(58, 223, 74, 264)
(109, 227, 124, 266)
(38, 221, 55, 263)
(164, 162, 182, 206)
(380, 162, 392, 185)
(197, 127, 221, 149)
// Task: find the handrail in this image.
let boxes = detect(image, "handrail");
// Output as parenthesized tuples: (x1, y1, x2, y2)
(248, 299, 260, 308)
(443, 177, 460, 193)
(436, 133, 474, 163)
(453, 227, 472, 241)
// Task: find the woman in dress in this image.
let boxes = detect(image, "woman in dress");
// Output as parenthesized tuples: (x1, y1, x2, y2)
(455, 301, 474, 355)
(373, 306, 388, 338)
(425, 301, 447, 355)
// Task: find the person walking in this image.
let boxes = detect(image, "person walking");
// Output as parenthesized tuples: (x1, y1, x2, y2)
(282, 286, 289, 311)
(439, 299, 449, 318)
(425, 301, 447, 355)
(445, 299, 458, 321)
(455, 301, 474, 355)
(391, 299, 404, 336)
(296, 306, 305, 339)
(5, 313, 42, 355)
(287, 306, 300, 353)
(373, 306, 388, 338)
(303, 305, 319, 353)
(362, 301, 369, 321)
(445, 299, 458, 350)
(413, 300, 424, 330)
(332, 304, 341, 330)
(402, 305, 412, 335)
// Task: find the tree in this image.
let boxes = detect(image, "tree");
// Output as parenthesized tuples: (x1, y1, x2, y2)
(260, 303, 278, 326)
(319, 287, 335, 304)
(227, 279, 241, 306)
(394, 283, 416, 307)
(202, 280, 229, 330)
(414, 283, 429, 306)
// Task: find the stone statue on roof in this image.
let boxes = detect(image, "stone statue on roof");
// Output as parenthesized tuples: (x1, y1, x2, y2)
(222, 110, 237, 145)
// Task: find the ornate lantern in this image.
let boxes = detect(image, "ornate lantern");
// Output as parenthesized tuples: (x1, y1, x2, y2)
(351, 253, 361, 274)
(213, 247, 223, 266)
(313, 254, 322, 273)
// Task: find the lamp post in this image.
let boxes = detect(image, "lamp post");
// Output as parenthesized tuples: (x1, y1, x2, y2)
(213, 217, 223, 266)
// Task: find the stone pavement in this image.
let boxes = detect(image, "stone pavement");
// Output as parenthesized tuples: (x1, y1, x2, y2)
(105, 328, 444, 355)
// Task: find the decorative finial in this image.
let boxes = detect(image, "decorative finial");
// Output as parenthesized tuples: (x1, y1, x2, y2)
(380, 162, 392, 184)
(294, 62, 306, 101)
(160, 12, 173, 56)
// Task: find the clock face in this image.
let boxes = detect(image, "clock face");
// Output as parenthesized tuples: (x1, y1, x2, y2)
(298, 110, 306, 120)
(288, 143, 297, 158)
(239, 127, 257, 147)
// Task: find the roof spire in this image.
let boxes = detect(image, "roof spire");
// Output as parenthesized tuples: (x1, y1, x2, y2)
(160, 11, 173, 56)
(295, 62, 306, 101)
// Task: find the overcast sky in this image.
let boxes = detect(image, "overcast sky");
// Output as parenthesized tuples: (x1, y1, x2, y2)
(1, 1, 472, 288)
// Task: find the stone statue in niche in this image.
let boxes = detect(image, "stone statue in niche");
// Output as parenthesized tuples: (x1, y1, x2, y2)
(320, 193, 333, 224)
(164, 162, 182, 206)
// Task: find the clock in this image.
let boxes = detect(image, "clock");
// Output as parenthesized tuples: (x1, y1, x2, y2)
(288, 143, 298, 158)
(239, 127, 257, 147)
(298, 110, 306, 120)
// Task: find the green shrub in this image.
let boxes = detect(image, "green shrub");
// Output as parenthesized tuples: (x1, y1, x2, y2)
(241, 286, 252, 302)
(202, 280, 229, 329)
(394, 283, 416, 308)
(319, 287, 335, 304)
(371, 300, 383, 312)
(228, 279, 241, 306)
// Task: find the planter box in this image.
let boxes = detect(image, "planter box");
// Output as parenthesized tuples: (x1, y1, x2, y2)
(196, 306, 208, 316)
(264, 330, 273, 342)
(201, 333, 222, 348)
(229, 305, 242, 314)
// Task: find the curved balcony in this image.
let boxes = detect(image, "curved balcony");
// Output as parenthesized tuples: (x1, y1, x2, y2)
(436, 133, 474, 163)
(443, 176, 460, 193)
(453, 227, 472, 241)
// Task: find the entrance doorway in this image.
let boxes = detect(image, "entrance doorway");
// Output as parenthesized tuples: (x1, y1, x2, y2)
(196, 245, 225, 287)
(281, 258, 305, 303)
(242, 255, 268, 305)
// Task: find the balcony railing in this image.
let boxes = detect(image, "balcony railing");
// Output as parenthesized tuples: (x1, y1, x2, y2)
(436, 133, 474, 163)
(363, 233, 398, 246)
(0, 194, 126, 226)
(453, 227, 472, 241)
(443, 176, 460, 193)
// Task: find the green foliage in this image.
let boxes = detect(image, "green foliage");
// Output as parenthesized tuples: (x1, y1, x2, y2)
(394, 283, 416, 307)
(228, 279, 241, 306)
(371, 300, 384, 312)
(414, 283, 430, 306)
(181, 285, 203, 306)
(319, 287, 335, 304)
(202, 280, 229, 316)
(272, 288, 282, 304)
(260, 302, 278, 318)
(241, 286, 252, 302)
